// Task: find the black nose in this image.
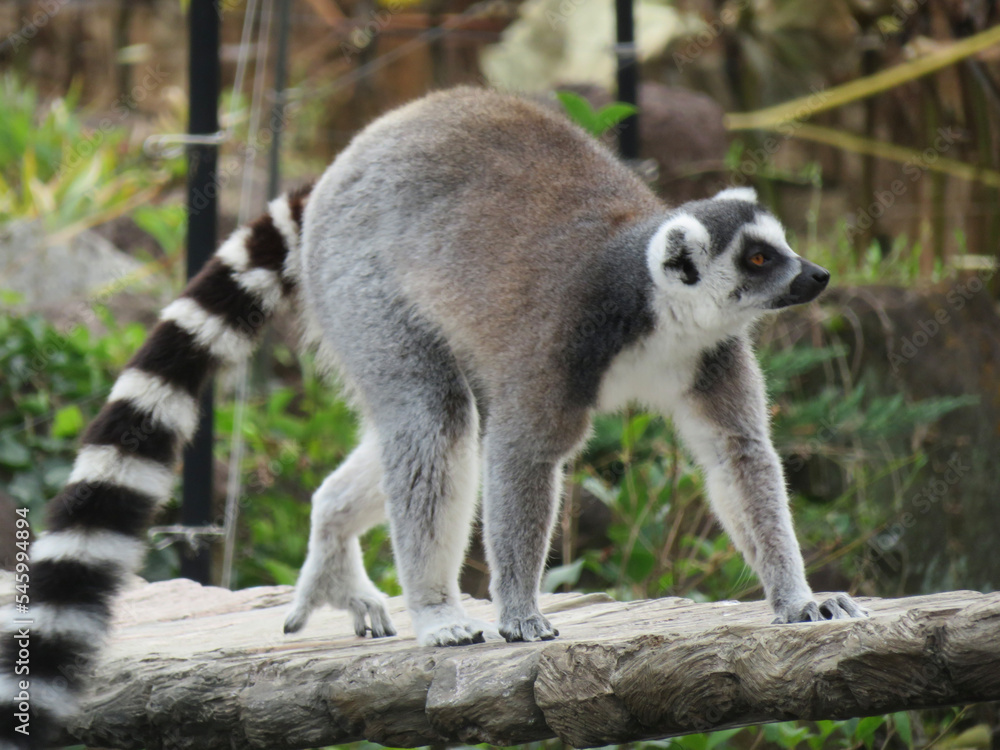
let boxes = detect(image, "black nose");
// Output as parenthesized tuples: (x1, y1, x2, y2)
(792, 260, 830, 301)
(809, 264, 831, 289)
(773, 260, 830, 308)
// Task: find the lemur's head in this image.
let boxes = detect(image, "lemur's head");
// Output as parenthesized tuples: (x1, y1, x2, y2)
(645, 186, 829, 330)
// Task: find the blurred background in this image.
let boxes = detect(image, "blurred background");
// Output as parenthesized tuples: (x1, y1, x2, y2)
(0, 0, 999, 747)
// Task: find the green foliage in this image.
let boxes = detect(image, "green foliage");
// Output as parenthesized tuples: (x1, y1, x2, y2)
(556, 90, 637, 138)
(767, 344, 977, 447)
(0, 309, 183, 577)
(0, 310, 137, 512)
(0, 73, 180, 235)
(798, 225, 942, 287)
(214, 352, 399, 594)
(132, 203, 188, 258)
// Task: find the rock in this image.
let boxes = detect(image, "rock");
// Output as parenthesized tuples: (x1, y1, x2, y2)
(0, 220, 170, 330)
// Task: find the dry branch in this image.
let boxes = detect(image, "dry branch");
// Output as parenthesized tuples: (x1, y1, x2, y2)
(48, 580, 1000, 749)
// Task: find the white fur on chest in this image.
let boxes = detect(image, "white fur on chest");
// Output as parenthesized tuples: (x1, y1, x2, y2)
(596, 324, 738, 415)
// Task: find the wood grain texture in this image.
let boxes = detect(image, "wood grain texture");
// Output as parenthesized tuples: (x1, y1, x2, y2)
(32, 580, 998, 749)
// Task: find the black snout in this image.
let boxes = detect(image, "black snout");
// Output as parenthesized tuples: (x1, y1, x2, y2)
(771, 260, 830, 308)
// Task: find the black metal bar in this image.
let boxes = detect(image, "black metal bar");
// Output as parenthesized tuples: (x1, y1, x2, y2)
(180, 0, 221, 585)
(615, 0, 639, 160)
(267, 0, 292, 201)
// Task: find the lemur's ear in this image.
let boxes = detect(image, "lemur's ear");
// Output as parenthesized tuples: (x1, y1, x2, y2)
(647, 213, 711, 289)
(713, 186, 758, 203)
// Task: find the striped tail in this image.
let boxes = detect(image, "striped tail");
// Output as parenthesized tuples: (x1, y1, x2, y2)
(0, 185, 313, 749)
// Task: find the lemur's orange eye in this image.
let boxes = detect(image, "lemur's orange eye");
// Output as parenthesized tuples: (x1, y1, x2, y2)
(750, 252, 767, 267)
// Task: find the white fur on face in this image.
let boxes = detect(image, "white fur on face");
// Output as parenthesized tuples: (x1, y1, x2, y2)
(742, 213, 795, 258)
(645, 213, 745, 335)
(738, 213, 802, 295)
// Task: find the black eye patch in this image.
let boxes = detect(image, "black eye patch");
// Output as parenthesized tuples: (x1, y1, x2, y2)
(664, 248, 700, 285)
(743, 242, 777, 271)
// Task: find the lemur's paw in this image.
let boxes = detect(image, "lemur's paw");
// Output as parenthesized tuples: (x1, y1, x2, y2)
(414, 607, 488, 646)
(499, 613, 558, 642)
(283, 607, 309, 634)
(772, 593, 869, 624)
(349, 595, 397, 638)
(817, 593, 869, 620)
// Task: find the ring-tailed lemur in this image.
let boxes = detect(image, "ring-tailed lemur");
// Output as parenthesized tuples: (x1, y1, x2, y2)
(1, 87, 866, 748)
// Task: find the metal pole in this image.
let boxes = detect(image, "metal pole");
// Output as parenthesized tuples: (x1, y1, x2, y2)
(615, 0, 639, 160)
(266, 0, 291, 201)
(181, 0, 221, 585)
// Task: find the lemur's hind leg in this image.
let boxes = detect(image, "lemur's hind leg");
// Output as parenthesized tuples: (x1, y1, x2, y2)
(329, 303, 486, 646)
(371, 364, 485, 647)
(481, 400, 590, 642)
(301, 232, 484, 645)
(284, 431, 396, 638)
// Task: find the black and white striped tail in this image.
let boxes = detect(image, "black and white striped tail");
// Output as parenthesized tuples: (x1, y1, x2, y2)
(0, 186, 312, 749)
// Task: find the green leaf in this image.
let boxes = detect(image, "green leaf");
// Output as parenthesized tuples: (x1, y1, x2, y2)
(891, 712, 912, 747)
(556, 91, 639, 138)
(133, 204, 187, 257)
(555, 91, 599, 135)
(52, 404, 84, 438)
(41, 459, 72, 492)
(625, 545, 656, 582)
(854, 715, 886, 749)
(705, 727, 742, 749)
(580, 475, 619, 505)
(0, 289, 25, 306)
(542, 558, 586, 592)
(622, 412, 652, 451)
(594, 102, 637, 134)
(261, 558, 301, 586)
(0, 433, 31, 468)
(674, 733, 708, 750)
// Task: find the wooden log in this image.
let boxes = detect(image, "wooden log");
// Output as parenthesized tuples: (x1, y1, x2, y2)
(9, 579, 994, 749)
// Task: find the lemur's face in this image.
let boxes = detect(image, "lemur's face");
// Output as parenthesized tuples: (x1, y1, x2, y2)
(646, 187, 829, 330)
